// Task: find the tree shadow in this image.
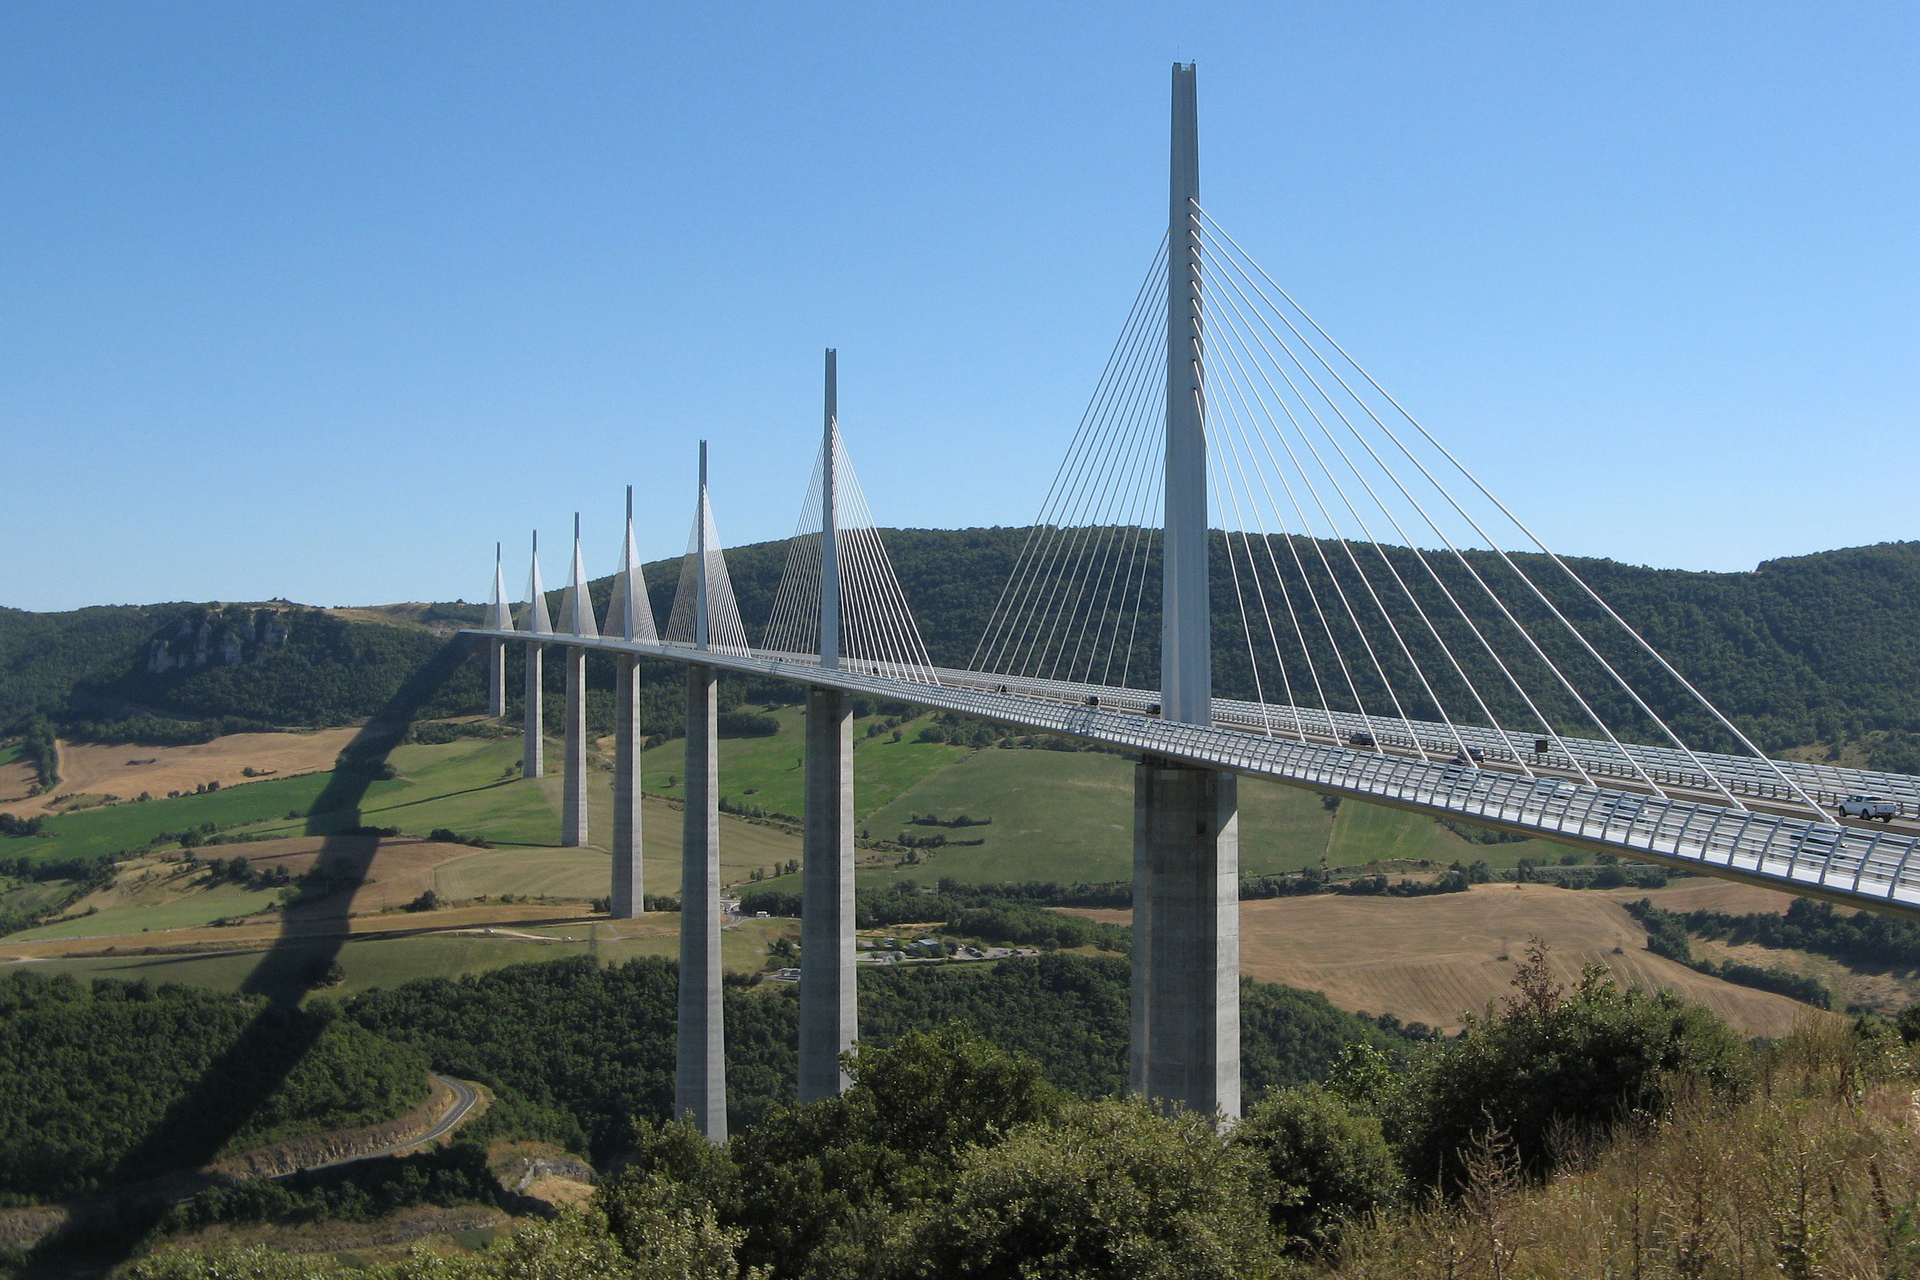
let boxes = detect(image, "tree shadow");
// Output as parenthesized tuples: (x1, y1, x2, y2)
(20, 639, 477, 1276)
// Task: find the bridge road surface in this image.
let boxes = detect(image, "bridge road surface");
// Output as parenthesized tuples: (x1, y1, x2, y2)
(464, 628, 1920, 922)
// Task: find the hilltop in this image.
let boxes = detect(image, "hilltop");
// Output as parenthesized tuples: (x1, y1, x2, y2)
(5, 534, 1920, 770)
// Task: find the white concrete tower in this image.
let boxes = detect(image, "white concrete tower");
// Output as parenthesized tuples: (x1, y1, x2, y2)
(485, 543, 511, 718)
(678, 440, 727, 1141)
(605, 484, 655, 919)
(799, 348, 857, 1102)
(521, 531, 554, 780)
(1136, 62, 1241, 1120)
(1162, 60, 1209, 729)
(560, 513, 597, 849)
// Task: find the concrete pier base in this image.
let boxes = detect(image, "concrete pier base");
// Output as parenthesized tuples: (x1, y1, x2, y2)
(611, 655, 643, 918)
(1133, 758, 1240, 1118)
(798, 687, 856, 1101)
(562, 648, 588, 848)
(1130, 763, 1152, 1097)
(522, 644, 544, 780)
(486, 639, 506, 718)
(676, 664, 726, 1141)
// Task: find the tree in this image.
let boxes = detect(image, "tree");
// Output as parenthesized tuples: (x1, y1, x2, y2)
(1396, 940, 1750, 1189)
(893, 1098, 1281, 1280)
(1232, 1084, 1400, 1255)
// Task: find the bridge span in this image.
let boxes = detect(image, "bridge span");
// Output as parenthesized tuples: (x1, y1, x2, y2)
(461, 63, 1920, 1137)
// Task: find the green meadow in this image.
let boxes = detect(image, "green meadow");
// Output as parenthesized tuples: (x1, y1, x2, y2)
(3, 711, 1559, 997)
(13, 915, 792, 1001)
(638, 705, 975, 822)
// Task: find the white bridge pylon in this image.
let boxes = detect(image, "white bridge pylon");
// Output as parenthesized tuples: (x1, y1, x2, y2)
(465, 63, 1920, 1135)
(762, 351, 938, 685)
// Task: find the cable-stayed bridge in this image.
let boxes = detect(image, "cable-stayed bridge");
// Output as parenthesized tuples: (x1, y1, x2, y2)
(463, 65, 1920, 1137)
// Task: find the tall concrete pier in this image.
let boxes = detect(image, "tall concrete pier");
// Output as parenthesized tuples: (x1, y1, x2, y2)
(559, 516, 597, 849)
(606, 486, 655, 919)
(611, 655, 642, 915)
(562, 649, 588, 846)
(523, 647, 544, 778)
(1137, 758, 1240, 1117)
(520, 532, 553, 780)
(486, 543, 510, 718)
(676, 445, 727, 1141)
(1132, 62, 1241, 1118)
(799, 349, 857, 1102)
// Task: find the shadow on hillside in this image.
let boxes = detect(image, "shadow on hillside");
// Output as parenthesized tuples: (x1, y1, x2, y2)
(20, 639, 476, 1277)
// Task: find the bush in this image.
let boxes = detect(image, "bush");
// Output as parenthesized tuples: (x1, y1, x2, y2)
(1234, 1084, 1401, 1254)
(1395, 940, 1751, 1189)
(895, 1097, 1281, 1279)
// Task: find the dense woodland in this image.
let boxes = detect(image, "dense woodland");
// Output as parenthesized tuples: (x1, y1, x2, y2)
(7, 536, 1920, 766)
(0, 972, 428, 1202)
(0, 951, 1426, 1274)
(344, 952, 1411, 1167)
(91, 945, 1902, 1280)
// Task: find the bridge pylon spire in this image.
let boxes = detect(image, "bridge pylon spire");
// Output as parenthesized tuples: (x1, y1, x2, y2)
(696, 441, 710, 652)
(1163, 59, 1208, 727)
(520, 530, 551, 780)
(484, 542, 510, 717)
(821, 350, 840, 671)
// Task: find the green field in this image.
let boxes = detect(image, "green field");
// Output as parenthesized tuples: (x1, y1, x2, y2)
(11, 881, 284, 940)
(9, 916, 793, 1001)
(0, 740, 21, 766)
(0, 877, 72, 918)
(6, 715, 1560, 952)
(639, 705, 973, 822)
(13, 770, 373, 865)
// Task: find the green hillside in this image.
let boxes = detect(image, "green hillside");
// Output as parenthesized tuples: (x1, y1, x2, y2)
(6, 535, 1920, 770)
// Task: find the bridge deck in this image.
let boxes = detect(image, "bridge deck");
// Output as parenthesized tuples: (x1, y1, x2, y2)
(466, 629, 1920, 921)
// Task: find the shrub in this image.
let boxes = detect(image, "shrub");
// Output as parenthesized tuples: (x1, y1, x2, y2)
(1234, 1084, 1401, 1254)
(1395, 940, 1750, 1189)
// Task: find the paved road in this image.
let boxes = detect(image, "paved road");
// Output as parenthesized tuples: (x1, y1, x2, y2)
(295, 1074, 481, 1175)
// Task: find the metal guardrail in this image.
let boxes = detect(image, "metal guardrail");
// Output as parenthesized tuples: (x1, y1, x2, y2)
(930, 668, 1920, 820)
(465, 629, 1920, 920)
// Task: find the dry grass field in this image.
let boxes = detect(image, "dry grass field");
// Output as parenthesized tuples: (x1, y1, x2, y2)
(0, 728, 362, 818)
(1600, 875, 1795, 915)
(1074, 881, 1818, 1037)
(0, 760, 36, 809)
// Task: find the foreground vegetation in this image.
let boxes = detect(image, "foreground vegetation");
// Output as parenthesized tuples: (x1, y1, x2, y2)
(99, 943, 1920, 1280)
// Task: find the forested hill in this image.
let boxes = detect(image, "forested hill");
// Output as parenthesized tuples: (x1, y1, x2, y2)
(0, 601, 486, 746)
(4, 536, 1920, 768)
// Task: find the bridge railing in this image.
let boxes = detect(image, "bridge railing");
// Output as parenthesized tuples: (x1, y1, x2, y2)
(466, 628, 1920, 917)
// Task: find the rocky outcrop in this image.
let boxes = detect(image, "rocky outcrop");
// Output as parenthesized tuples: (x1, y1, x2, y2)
(144, 607, 292, 675)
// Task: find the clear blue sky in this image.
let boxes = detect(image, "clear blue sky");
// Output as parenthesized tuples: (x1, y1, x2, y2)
(4, 2, 1915, 612)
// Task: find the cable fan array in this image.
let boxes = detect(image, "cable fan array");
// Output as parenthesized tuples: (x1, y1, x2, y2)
(663, 483, 751, 654)
(971, 233, 1171, 693)
(762, 428, 937, 683)
(973, 205, 1823, 818)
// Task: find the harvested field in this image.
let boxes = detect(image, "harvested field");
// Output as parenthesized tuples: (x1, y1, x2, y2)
(1603, 876, 1798, 916)
(0, 760, 37, 808)
(0, 729, 362, 818)
(1073, 882, 1821, 1037)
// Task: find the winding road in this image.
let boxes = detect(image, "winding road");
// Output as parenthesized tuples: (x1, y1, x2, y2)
(295, 1073, 482, 1175)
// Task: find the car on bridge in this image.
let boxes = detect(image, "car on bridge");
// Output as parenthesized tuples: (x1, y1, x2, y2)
(1838, 794, 1900, 822)
(1346, 730, 1374, 746)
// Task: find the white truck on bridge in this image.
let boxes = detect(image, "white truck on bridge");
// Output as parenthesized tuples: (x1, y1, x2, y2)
(1838, 794, 1900, 821)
